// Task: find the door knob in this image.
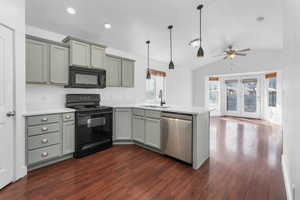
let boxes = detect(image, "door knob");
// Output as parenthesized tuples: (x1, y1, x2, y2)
(6, 111, 16, 117)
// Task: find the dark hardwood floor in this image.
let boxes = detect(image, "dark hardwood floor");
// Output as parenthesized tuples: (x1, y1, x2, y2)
(0, 117, 286, 200)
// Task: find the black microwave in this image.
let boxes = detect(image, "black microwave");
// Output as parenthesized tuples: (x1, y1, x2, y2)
(65, 66, 106, 89)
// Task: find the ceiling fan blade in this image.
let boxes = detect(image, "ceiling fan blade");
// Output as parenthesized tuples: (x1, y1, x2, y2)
(236, 53, 247, 56)
(236, 48, 251, 52)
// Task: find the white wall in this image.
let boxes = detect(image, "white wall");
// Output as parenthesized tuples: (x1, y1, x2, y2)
(282, 0, 300, 199)
(0, 0, 26, 180)
(25, 26, 192, 110)
(192, 49, 283, 123)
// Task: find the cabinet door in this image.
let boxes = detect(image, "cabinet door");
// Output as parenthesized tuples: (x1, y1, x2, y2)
(26, 39, 49, 83)
(104, 55, 122, 87)
(70, 40, 90, 67)
(132, 116, 145, 143)
(62, 121, 75, 155)
(115, 109, 132, 140)
(145, 118, 161, 149)
(50, 45, 69, 85)
(91, 45, 105, 69)
(122, 59, 135, 87)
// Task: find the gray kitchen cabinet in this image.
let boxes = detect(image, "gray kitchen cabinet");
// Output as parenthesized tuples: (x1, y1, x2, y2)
(91, 45, 105, 69)
(62, 120, 75, 155)
(26, 39, 49, 83)
(69, 40, 91, 67)
(132, 115, 145, 143)
(105, 55, 122, 87)
(122, 58, 135, 87)
(145, 118, 161, 150)
(114, 109, 132, 140)
(50, 45, 69, 85)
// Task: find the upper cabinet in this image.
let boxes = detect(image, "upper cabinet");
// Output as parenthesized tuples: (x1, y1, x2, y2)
(104, 55, 135, 88)
(26, 39, 49, 84)
(69, 40, 90, 67)
(26, 35, 69, 85)
(91, 45, 105, 69)
(63, 36, 106, 69)
(50, 45, 69, 85)
(122, 58, 135, 87)
(105, 55, 122, 87)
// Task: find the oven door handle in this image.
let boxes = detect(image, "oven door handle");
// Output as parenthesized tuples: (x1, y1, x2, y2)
(87, 117, 106, 128)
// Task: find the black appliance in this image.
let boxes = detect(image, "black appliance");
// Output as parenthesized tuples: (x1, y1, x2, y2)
(65, 66, 106, 89)
(66, 94, 112, 158)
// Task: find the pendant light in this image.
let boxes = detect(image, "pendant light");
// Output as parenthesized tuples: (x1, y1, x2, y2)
(146, 40, 151, 79)
(197, 4, 204, 58)
(168, 25, 175, 69)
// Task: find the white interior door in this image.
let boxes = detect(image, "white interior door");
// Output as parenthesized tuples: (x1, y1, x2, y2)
(0, 25, 14, 189)
(223, 76, 261, 119)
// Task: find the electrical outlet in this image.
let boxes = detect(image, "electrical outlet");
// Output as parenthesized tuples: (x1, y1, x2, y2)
(292, 184, 296, 200)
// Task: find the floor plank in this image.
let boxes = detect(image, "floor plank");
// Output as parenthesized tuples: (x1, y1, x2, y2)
(0, 117, 286, 200)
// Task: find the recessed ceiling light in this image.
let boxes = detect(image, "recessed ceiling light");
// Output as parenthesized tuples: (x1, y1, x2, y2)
(66, 7, 76, 15)
(104, 23, 112, 29)
(256, 16, 265, 22)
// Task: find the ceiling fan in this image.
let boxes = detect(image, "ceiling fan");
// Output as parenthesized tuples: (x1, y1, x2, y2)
(217, 45, 251, 60)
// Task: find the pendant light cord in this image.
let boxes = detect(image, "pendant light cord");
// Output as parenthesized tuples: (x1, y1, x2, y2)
(199, 8, 202, 47)
(147, 42, 150, 69)
(170, 27, 173, 61)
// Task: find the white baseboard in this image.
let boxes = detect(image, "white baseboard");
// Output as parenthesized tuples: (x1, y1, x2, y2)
(13, 165, 27, 182)
(282, 154, 293, 200)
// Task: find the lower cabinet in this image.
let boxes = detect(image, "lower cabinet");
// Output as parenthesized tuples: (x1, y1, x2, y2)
(26, 112, 75, 170)
(62, 121, 75, 155)
(145, 118, 161, 149)
(114, 108, 132, 140)
(132, 115, 145, 143)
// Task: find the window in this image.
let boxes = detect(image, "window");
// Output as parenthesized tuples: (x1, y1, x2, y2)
(146, 69, 166, 103)
(208, 78, 220, 110)
(267, 77, 277, 107)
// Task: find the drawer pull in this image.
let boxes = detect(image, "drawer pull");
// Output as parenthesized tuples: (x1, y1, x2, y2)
(41, 138, 48, 144)
(65, 115, 71, 119)
(41, 127, 48, 131)
(41, 118, 48, 122)
(41, 152, 49, 157)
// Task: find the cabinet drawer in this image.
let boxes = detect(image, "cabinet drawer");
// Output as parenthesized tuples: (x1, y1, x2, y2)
(63, 113, 75, 122)
(27, 114, 60, 126)
(27, 123, 60, 136)
(28, 144, 61, 165)
(145, 110, 161, 119)
(28, 132, 60, 150)
(132, 108, 145, 117)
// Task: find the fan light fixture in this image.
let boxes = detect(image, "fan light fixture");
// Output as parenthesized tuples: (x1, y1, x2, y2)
(168, 25, 175, 70)
(197, 4, 204, 58)
(146, 40, 151, 79)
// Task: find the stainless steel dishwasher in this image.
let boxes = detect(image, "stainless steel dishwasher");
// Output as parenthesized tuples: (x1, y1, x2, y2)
(161, 112, 193, 164)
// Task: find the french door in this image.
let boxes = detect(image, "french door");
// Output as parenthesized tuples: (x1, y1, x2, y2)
(0, 24, 14, 189)
(223, 76, 261, 118)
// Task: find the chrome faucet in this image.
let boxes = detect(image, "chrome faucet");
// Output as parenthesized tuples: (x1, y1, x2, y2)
(159, 90, 166, 107)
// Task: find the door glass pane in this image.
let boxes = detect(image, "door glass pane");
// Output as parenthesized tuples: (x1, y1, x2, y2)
(225, 80, 238, 111)
(243, 79, 257, 113)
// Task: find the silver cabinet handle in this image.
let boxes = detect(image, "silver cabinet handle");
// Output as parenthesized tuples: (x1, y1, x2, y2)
(41, 138, 48, 144)
(65, 115, 71, 119)
(41, 152, 48, 157)
(41, 118, 48, 122)
(41, 127, 48, 131)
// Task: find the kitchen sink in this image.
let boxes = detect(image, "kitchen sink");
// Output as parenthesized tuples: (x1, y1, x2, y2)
(143, 105, 170, 109)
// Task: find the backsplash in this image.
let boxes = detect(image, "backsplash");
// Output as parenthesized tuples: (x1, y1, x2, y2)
(26, 84, 145, 110)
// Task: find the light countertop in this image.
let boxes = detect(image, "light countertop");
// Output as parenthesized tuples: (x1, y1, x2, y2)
(23, 108, 76, 117)
(103, 104, 210, 115)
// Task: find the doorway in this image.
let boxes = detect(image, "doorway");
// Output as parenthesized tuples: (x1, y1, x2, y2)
(0, 24, 15, 189)
(223, 75, 261, 118)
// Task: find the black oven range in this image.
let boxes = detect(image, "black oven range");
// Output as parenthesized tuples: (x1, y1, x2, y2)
(66, 94, 112, 158)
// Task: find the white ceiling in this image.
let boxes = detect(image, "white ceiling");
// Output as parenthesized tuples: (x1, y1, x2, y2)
(26, 0, 283, 69)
